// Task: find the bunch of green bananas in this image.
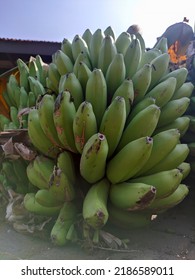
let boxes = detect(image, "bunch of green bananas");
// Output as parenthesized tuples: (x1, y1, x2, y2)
(0, 55, 49, 131)
(0, 26, 193, 247)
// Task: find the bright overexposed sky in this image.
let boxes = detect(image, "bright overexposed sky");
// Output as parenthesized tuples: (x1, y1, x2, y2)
(0, 0, 194, 48)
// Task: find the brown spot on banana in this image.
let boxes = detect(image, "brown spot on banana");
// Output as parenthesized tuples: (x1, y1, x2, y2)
(127, 186, 156, 211)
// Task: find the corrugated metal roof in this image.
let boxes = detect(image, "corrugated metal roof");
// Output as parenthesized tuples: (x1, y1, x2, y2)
(0, 37, 61, 56)
(0, 37, 61, 44)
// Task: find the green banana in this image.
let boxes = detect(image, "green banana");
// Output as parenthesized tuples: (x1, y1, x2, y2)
(28, 76, 37, 93)
(35, 189, 63, 207)
(159, 67, 188, 91)
(177, 162, 191, 180)
(61, 38, 74, 63)
(9, 75, 21, 108)
(82, 28, 92, 48)
(28, 76, 45, 98)
(71, 34, 90, 62)
(28, 108, 60, 158)
(171, 82, 194, 100)
(13, 86, 21, 109)
(126, 96, 155, 123)
(131, 63, 152, 104)
(115, 31, 131, 55)
(117, 104, 160, 150)
(53, 90, 77, 153)
(153, 37, 168, 53)
(10, 106, 20, 128)
(134, 33, 146, 52)
(138, 48, 161, 69)
(136, 128, 181, 176)
(89, 28, 105, 68)
(2, 89, 14, 107)
(35, 55, 48, 87)
(38, 94, 63, 148)
(111, 77, 134, 116)
(50, 201, 78, 246)
(58, 72, 84, 110)
(73, 51, 92, 76)
(58, 74, 68, 92)
(27, 91, 36, 107)
(23, 192, 61, 216)
(77, 61, 92, 92)
(145, 77, 177, 107)
(49, 166, 76, 202)
(108, 203, 153, 229)
(53, 50, 73, 75)
(47, 62, 61, 93)
(130, 168, 183, 199)
(17, 58, 30, 91)
(6, 75, 19, 107)
(146, 184, 189, 213)
(104, 25, 115, 40)
(157, 97, 190, 128)
(144, 143, 189, 175)
(106, 136, 153, 184)
(124, 38, 142, 78)
(105, 53, 126, 102)
(97, 35, 117, 75)
(82, 178, 110, 229)
(56, 150, 76, 185)
(28, 59, 40, 80)
(19, 86, 28, 109)
(109, 182, 156, 210)
(80, 133, 109, 183)
(154, 116, 190, 137)
(85, 68, 107, 128)
(33, 155, 55, 188)
(73, 101, 97, 154)
(26, 161, 50, 190)
(99, 96, 126, 158)
(148, 53, 170, 90)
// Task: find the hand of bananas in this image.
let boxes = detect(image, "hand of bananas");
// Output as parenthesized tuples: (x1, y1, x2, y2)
(0, 25, 193, 248)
